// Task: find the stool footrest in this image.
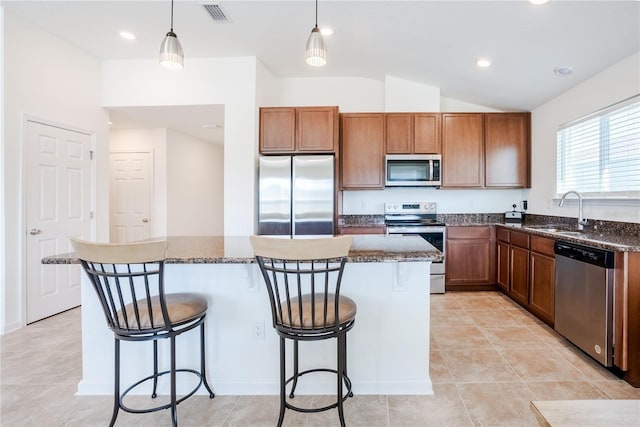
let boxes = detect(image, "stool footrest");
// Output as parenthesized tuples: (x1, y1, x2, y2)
(284, 368, 353, 414)
(119, 368, 212, 414)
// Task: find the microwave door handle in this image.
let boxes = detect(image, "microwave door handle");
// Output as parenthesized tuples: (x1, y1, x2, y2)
(429, 161, 433, 182)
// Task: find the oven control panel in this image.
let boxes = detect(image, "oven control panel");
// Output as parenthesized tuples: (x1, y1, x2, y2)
(385, 202, 437, 214)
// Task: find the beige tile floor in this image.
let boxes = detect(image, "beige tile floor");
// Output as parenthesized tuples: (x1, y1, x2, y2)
(2, 291, 640, 426)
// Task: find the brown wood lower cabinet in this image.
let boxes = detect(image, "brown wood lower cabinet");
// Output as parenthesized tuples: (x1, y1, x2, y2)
(337, 226, 386, 235)
(528, 236, 555, 325)
(445, 226, 496, 290)
(496, 228, 510, 292)
(615, 251, 640, 386)
(510, 245, 530, 306)
(496, 227, 555, 327)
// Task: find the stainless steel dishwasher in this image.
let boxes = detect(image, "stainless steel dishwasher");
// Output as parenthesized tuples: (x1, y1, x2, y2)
(554, 241, 615, 366)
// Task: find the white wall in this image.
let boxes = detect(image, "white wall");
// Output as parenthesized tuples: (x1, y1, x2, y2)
(278, 77, 385, 112)
(109, 128, 168, 237)
(385, 75, 440, 112)
(102, 57, 258, 236)
(440, 96, 502, 113)
(528, 52, 640, 223)
(2, 11, 109, 333)
(166, 129, 224, 236)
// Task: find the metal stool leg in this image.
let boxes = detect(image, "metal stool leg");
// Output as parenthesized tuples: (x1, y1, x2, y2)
(151, 339, 159, 398)
(344, 335, 353, 397)
(337, 334, 346, 427)
(289, 340, 300, 398)
(200, 322, 215, 398)
(109, 338, 121, 427)
(170, 335, 178, 427)
(277, 337, 286, 427)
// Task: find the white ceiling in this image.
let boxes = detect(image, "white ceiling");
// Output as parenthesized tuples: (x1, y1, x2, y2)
(4, 0, 640, 143)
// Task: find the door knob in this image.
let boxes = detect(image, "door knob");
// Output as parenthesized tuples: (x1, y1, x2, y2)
(142, 218, 149, 223)
(29, 228, 42, 235)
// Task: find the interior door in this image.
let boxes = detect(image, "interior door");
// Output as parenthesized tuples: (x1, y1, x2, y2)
(109, 151, 152, 242)
(26, 120, 92, 323)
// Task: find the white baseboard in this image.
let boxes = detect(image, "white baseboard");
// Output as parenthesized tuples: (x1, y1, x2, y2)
(75, 379, 433, 396)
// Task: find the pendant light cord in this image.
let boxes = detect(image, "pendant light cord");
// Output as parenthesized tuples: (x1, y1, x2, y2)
(170, 0, 175, 32)
(315, 0, 318, 28)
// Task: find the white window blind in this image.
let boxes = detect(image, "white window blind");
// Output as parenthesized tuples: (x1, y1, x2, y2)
(557, 95, 640, 196)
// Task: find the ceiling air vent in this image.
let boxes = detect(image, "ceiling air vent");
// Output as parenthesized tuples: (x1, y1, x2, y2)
(203, 3, 231, 23)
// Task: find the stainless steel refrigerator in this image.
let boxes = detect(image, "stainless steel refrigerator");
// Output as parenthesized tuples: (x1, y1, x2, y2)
(258, 155, 334, 237)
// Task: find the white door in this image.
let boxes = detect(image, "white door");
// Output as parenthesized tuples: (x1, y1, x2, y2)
(109, 151, 152, 243)
(26, 121, 92, 323)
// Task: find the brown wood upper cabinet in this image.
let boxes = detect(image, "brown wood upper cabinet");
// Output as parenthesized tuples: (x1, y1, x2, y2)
(441, 112, 531, 188)
(485, 113, 531, 188)
(340, 113, 385, 189)
(259, 106, 338, 153)
(441, 113, 484, 187)
(385, 113, 441, 154)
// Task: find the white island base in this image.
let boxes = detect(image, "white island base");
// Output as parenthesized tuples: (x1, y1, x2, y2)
(77, 260, 431, 396)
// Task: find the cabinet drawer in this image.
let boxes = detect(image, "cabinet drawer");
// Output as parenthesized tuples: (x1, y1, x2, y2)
(338, 226, 386, 235)
(496, 228, 510, 243)
(447, 226, 491, 239)
(530, 235, 555, 257)
(510, 231, 530, 249)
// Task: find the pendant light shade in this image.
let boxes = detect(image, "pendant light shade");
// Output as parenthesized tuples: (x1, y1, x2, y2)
(159, 0, 184, 69)
(306, 27, 326, 66)
(305, 0, 326, 66)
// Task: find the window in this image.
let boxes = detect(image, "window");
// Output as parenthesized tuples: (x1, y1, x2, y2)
(557, 95, 640, 196)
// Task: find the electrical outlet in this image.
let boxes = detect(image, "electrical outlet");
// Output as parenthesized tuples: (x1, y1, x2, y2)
(253, 320, 265, 341)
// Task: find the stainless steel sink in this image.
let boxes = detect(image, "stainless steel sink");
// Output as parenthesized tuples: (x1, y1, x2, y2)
(524, 225, 565, 233)
(524, 226, 587, 238)
(556, 231, 587, 237)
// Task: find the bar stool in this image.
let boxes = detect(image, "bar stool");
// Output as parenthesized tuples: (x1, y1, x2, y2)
(250, 235, 355, 427)
(70, 238, 215, 427)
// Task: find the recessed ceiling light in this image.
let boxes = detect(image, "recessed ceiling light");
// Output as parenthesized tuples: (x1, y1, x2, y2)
(320, 28, 333, 36)
(476, 58, 492, 68)
(529, 0, 549, 5)
(119, 31, 136, 40)
(554, 66, 573, 76)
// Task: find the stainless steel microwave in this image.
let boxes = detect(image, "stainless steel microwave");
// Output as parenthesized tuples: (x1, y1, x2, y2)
(385, 154, 442, 187)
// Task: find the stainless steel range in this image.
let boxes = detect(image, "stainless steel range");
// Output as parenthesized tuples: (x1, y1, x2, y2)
(385, 202, 445, 294)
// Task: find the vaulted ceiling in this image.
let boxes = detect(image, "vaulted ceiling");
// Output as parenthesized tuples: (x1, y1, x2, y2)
(4, 1, 639, 141)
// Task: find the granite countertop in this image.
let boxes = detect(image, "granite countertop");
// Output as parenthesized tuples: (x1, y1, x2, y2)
(340, 212, 639, 251)
(42, 235, 442, 265)
(496, 223, 640, 252)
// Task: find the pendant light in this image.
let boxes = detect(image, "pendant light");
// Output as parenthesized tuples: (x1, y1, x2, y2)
(159, 0, 184, 69)
(305, 0, 326, 66)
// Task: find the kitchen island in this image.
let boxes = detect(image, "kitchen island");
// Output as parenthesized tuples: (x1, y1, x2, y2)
(44, 235, 441, 396)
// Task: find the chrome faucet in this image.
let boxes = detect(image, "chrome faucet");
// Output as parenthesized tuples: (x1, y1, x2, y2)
(559, 190, 588, 230)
